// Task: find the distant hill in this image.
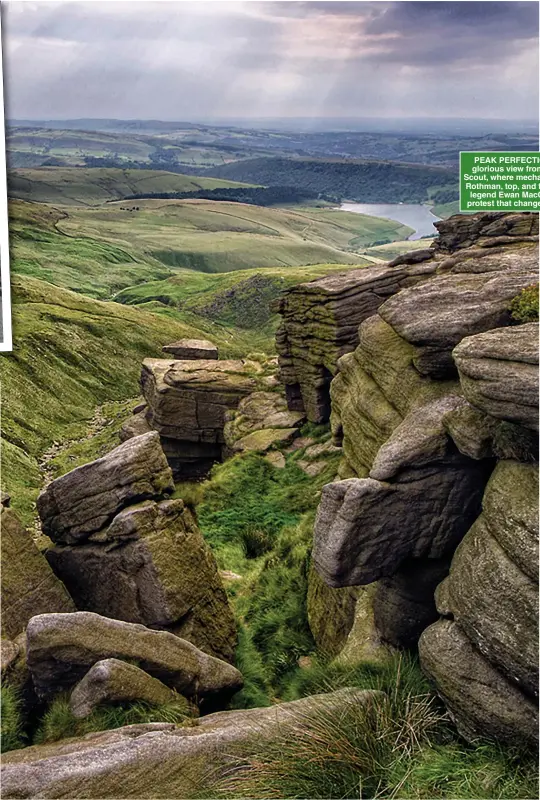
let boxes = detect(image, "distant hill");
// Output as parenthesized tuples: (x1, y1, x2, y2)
(7, 167, 253, 206)
(206, 157, 456, 203)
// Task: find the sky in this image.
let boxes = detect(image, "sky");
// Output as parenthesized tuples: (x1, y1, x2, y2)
(2, 0, 539, 122)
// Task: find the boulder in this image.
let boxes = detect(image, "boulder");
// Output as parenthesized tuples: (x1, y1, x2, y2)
(223, 391, 305, 453)
(0, 506, 75, 639)
(45, 499, 237, 663)
(313, 454, 490, 587)
(162, 339, 218, 360)
(141, 358, 259, 478)
(453, 323, 539, 431)
(37, 432, 174, 544)
(69, 658, 190, 719)
(26, 612, 243, 702)
(1, 688, 379, 799)
(433, 211, 539, 252)
(1, 639, 20, 679)
(119, 408, 152, 442)
(379, 247, 538, 377)
(419, 619, 538, 746)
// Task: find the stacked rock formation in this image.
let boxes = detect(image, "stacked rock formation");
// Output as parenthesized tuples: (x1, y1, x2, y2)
(39, 432, 237, 663)
(275, 211, 538, 423)
(278, 211, 538, 745)
(121, 348, 272, 478)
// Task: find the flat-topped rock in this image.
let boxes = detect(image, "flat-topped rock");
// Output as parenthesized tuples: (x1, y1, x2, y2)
(69, 658, 189, 719)
(453, 323, 539, 431)
(1, 506, 75, 639)
(162, 339, 218, 360)
(433, 211, 539, 252)
(46, 498, 237, 663)
(26, 611, 243, 701)
(141, 358, 261, 478)
(37, 432, 174, 544)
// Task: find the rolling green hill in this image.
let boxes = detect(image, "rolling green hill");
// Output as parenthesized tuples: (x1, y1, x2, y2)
(207, 157, 457, 203)
(0, 273, 271, 524)
(7, 167, 253, 206)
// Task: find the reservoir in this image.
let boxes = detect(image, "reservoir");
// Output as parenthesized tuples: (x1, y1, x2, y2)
(340, 203, 441, 240)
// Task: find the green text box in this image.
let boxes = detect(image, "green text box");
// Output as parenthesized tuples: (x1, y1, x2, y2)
(460, 151, 540, 212)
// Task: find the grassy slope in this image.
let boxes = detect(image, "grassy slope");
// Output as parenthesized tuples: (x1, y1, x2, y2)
(7, 167, 253, 206)
(56, 200, 407, 274)
(0, 275, 261, 524)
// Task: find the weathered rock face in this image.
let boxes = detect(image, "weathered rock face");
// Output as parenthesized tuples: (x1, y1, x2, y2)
(0, 505, 75, 640)
(40, 435, 236, 663)
(26, 612, 243, 702)
(419, 460, 538, 744)
(139, 358, 261, 478)
(453, 323, 539, 431)
(37, 432, 174, 544)
(46, 499, 236, 663)
(69, 658, 190, 719)
(162, 338, 218, 360)
(1, 688, 379, 799)
(291, 212, 539, 745)
(223, 391, 305, 454)
(274, 264, 434, 423)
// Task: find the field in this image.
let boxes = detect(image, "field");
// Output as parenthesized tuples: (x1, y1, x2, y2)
(7, 167, 253, 206)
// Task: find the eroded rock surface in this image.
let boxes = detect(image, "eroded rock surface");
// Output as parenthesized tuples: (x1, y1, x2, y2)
(1, 505, 75, 639)
(69, 658, 189, 719)
(1, 688, 379, 799)
(453, 323, 539, 431)
(46, 498, 236, 662)
(26, 612, 243, 702)
(224, 391, 305, 453)
(162, 339, 218, 360)
(37, 432, 174, 544)
(140, 358, 261, 478)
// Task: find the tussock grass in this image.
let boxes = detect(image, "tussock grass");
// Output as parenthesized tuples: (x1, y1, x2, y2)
(0, 685, 26, 753)
(33, 694, 193, 745)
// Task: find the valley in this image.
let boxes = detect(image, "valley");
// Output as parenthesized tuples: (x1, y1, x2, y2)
(1, 124, 538, 800)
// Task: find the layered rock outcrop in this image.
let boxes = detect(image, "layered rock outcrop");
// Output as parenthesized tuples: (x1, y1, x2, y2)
(122, 358, 266, 478)
(284, 211, 538, 745)
(40, 432, 237, 663)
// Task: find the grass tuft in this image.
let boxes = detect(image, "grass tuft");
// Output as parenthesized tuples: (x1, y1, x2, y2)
(0, 685, 26, 753)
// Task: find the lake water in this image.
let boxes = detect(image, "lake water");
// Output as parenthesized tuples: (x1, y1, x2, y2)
(340, 203, 440, 241)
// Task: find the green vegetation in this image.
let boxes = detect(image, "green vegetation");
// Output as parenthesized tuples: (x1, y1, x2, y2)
(8, 167, 251, 206)
(0, 686, 26, 753)
(202, 655, 537, 800)
(207, 157, 456, 203)
(33, 694, 192, 746)
(0, 275, 258, 525)
(510, 284, 539, 323)
(122, 185, 337, 206)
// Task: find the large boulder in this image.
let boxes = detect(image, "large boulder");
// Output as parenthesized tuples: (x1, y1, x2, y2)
(46, 498, 237, 663)
(453, 323, 539, 431)
(0, 505, 75, 639)
(419, 619, 538, 746)
(1, 688, 379, 799)
(69, 658, 191, 719)
(141, 358, 260, 478)
(223, 391, 305, 454)
(37, 432, 174, 544)
(26, 612, 243, 702)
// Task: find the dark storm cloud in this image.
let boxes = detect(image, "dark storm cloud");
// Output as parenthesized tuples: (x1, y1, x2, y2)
(3, 1, 538, 121)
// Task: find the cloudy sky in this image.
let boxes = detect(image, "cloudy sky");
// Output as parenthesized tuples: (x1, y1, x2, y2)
(2, 1, 539, 122)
